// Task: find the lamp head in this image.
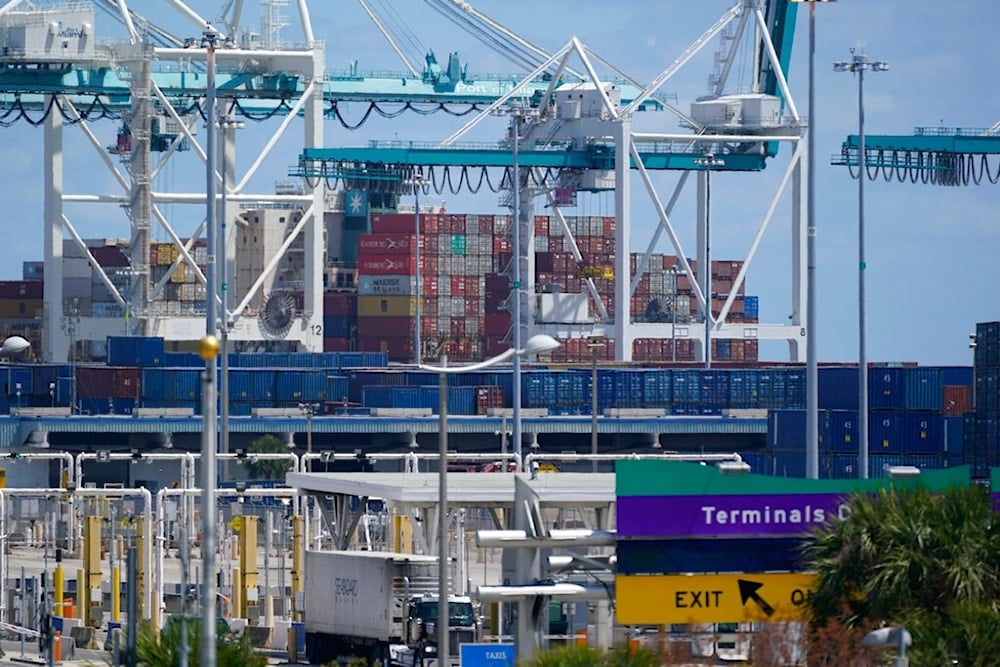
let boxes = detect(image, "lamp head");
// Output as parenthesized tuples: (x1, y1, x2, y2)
(833, 62, 851, 72)
(522, 334, 560, 355)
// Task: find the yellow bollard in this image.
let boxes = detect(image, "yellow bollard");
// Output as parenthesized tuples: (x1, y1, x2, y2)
(231, 567, 242, 620)
(112, 566, 121, 623)
(54, 565, 64, 618)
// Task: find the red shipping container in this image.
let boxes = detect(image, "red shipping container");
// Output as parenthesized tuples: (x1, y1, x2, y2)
(745, 339, 759, 361)
(450, 276, 466, 296)
(535, 252, 555, 273)
(357, 315, 413, 338)
(358, 233, 418, 255)
(324, 292, 356, 317)
(602, 217, 616, 237)
(464, 276, 480, 297)
(484, 313, 512, 336)
(464, 296, 479, 315)
(475, 386, 505, 414)
(484, 336, 508, 357)
(477, 215, 496, 234)
(422, 275, 439, 297)
(492, 237, 511, 255)
(534, 216, 550, 236)
(423, 214, 441, 234)
(0, 280, 43, 299)
(450, 317, 465, 337)
(323, 337, 353, 352)
(420, 318, 440, 337)
(370, 213, 413, 233)
(943, 385, 971, 414)
(77, 366, 140, 398)
(358, 255, 416, 275)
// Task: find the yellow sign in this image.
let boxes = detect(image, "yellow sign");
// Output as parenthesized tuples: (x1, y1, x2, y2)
(0, 467, 5, 489)
(616, 572, 817, 624)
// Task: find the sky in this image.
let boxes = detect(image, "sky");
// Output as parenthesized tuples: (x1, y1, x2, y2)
(1, 1, 997, 366)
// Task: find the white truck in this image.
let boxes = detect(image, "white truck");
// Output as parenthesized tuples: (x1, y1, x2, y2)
(304, 550, 479, 667)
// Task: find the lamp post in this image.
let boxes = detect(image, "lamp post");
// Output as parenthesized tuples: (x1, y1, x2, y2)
(668, 266, 678, 362)
(298, 402, 319, 471)
(835, 51, 888, 479)
(587, 336, 604, 473)
(217, 112, 243, 477)
(405, 170, 429, 365)
(418, 334, 559, 667)
(693, 152, 724, 369)
(863, 626, 911, 667)
(200, 27, 221, 667)
(791, 0, 837, 479)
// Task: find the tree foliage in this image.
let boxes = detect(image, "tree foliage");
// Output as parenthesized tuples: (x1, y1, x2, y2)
(131, 617, 266, 667)
(522, 644, 658, 667)
(244, 433, 293, 480)
(801, 484, 1000, 665)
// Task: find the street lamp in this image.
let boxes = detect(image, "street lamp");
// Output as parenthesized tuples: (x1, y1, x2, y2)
(791, 0, 837, 479)
(668, 266, 679, 362)
(298, 402, 319, 471)
(418, 333, 559, 667)
(693, 152, 724, 369)
(835, 50, 888, 479)
(863, 626, 911, 667)
(201, 26, 222, 667)
(404, 169, 430, 365)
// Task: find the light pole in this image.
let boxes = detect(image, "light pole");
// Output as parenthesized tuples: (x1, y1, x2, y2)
(298, 402, 319, 471)
(405, 170, 429, 365)
(418, 334, 559, 667)
(587, 336, 604, 473)
(200, 27, 221, 667)
(835, 51, 888, 479)
(218, 112, 243, 478)
(693, 152, 724, 369)
(668, 266, 678, 362)
(791, 0, 837, 479)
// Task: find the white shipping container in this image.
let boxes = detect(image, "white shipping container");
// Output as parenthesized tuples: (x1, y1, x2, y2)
(535, 237, 549, 252)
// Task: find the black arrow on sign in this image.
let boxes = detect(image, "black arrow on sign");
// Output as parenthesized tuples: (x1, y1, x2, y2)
(738, 579, 775, 617)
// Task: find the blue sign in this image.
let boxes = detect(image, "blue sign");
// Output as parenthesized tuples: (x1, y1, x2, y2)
(345, 189, 368, 217)
(460, 643, 516, 667)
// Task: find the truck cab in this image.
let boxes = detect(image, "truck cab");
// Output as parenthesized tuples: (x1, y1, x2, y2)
(406, 594, 479, 666)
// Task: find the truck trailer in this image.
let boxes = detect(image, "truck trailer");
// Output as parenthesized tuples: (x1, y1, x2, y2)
(304, 550, 479, 667)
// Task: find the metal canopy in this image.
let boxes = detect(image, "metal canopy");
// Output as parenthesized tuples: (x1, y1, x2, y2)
(288, 471, 616, 551)
(287, 471, 614, 508)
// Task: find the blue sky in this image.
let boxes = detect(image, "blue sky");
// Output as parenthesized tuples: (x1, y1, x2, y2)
(1, 1, 996, 365)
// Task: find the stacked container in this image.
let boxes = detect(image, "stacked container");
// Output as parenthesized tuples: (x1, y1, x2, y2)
(764, 364, 976, 478)
(968, 321, 1000, 478)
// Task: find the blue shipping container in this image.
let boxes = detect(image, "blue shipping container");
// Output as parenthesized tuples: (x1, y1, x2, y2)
(744, 296, 759, 319)
(326, 375, 349, 403)
(825, 410, 859, 453)
(943, 415, 963, 456)
(770, 451, 806, 478)
(870, 410, 906, 454)
(768, 409, 806, 451)
(904, 412, 943, 455)
(107, 336, 165, 367)
(738, 451, 769, 474)
(904, 368, 943, 411)
(818, 367, 859, 410)
(672, 370, 702, 404)
(870, 454, 906, 478)
(941, 366, 973, 386)
(783, 368, 806, 409)
(824, 453, 859, 479)
(869, 368, 906, 410)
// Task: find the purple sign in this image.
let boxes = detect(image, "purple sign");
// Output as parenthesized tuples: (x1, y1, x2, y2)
(618, 493, 853, 538)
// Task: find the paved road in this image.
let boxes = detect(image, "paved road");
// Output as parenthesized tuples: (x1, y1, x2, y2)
(0, 638, 297, 667)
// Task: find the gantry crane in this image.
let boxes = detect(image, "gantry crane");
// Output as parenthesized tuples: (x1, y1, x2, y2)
(833, 125, 1000, 186)
(296, 0, 812, 362)
(0, 0, 654, 361)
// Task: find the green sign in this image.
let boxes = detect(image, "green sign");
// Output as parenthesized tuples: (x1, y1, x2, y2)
(617, 460, 970, 498)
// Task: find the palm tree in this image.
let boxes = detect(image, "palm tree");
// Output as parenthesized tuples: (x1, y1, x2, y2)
(802, 485, 1000, 665)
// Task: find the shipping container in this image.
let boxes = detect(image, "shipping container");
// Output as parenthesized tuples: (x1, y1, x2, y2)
(823, 453, 859, 479)
(869, 368, 907, 410)
(904, 367, 943, 411)
(324, 292, 357, 317)
(768, 409, 805, 451)
(942, 385, 971, 414)
(825, 410, 859, 454)
(943, 415, 963, 456)
(357, 296, 418, 318)
(769, 451, 806, 478)
(106, 336, 166, 367)
(869, 411, 906, 454)
(903, 412, 943, 455)
(358, 233, 418, 255)
(357, 275, 413, 296)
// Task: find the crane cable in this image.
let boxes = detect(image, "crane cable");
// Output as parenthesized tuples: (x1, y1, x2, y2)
(846, 149, 1000, 187)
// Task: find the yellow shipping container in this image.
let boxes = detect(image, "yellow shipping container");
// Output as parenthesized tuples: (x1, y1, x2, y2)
(357, 295, 418, 317)
(170, 264, 186, 283)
